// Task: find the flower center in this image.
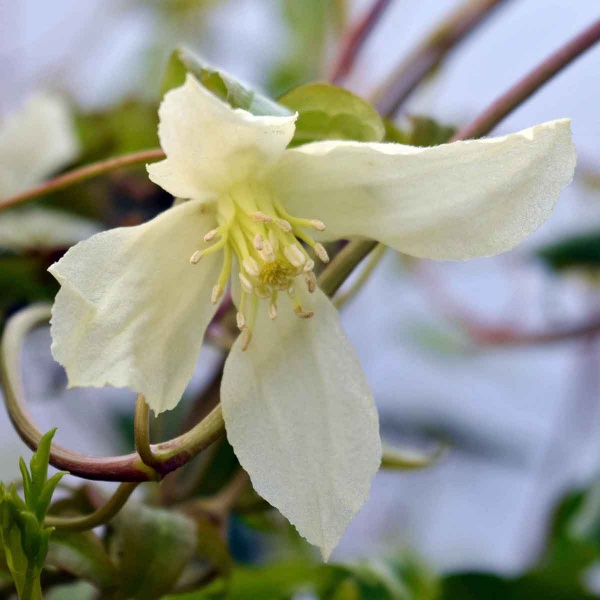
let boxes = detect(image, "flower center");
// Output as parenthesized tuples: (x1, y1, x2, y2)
(189, 184, 328, 350)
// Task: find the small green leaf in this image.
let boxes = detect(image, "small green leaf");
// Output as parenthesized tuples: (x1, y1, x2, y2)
(163, 48, 291, 117)
(47, 531, 117, 589)
(279, 83, 386, 146)
(112, 504, 197, 599)
(384, 116, 456, 147)
(537, 230, 600, 272)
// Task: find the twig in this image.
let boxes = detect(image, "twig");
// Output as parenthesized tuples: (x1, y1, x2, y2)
(45, 482, 139, 532)
(320, 18, 600, 294)
(0, 148, 165, 213)
(134, 394, 162, 471)
(329, 0, 394, 83)
(0, 304, 225, 482)
(372, 0, 509, 116)
(454, 17, 600, 140)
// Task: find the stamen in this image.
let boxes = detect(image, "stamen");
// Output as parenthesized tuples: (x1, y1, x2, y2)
(242, 328, 252, 351)
(287, 283, 295, 298)
(243, 257, 260, 277)
(236, 311, 246, 330)
(284, 244, 306, 268)
(239, 273, 254, 294)
(268, 302, 278, 320)
(294, 304, 314, 319)
(268, 230, 279, 251)
(304, 271, 317, 293)
(253, 233, 263, 251)
(303, 258, 315, 272)
(309, 219, 326, 232)
(204, 228, 219, 242)
(275, 218, 292, 232)
(260, 240, 276, 263)
(211, 284, 223, 305)
(190, 250, 202, 264)
(314, 243, 329, 263)
(250, 211, 273, 224)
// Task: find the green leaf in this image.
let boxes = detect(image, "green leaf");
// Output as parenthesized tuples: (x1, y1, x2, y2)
(279, 83, 385, 146)
(162, 48, 291, 117)
(47, 531, 117, 589)
(537, 230, 600, 272)
(384, 116, 456, 147)
(112, 504, 197, 599)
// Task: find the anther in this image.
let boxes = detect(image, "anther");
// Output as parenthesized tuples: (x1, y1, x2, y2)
(294, 305, 314, 319)
(239, 272, 254, 294)
(236, 311, 246, 330)
(260, 240, 276, 263)
(284, 245, 306, 268)
(250, 211, 273, 224)
(304, 271, 317, 293)
(242, 328, 252, 351)
(310, 219, 326, 231)
(268, 302, 278, 320)
(303, 258, 315, 272)
(253, 234, 263, 251)
(190, 250, 202, 264)
(275, 218, 292, 232)
(243, 257, 260, 277)
(211, 284, 223, 305)
(203, 229, 219, 242)
(314, 243, 329, 263)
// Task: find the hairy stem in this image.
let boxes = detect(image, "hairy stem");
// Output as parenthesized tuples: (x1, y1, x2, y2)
(0, 148, 165, 213)
(373, 0, 508, 116)
(46, 482, 139, 532)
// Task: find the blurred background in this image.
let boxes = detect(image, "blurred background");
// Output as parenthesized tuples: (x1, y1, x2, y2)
(1, 0, 599, 596)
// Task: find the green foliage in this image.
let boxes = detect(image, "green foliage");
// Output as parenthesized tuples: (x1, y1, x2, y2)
(269, 0, 341, 96)
(385, 117, 456, 147)
(0, 429, 65, 599)
(162, 48, 291, 117)
(279, 83, 386, 146)
(537, 230, 600, 273)
(110, 504, 197, 599)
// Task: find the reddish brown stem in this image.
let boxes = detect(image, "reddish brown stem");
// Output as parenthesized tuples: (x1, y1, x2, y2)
(373, 0, 509, 116)
(329, 0, 394, 84)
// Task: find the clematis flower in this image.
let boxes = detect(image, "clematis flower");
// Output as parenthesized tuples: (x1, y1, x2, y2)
(0, 93, 99, 251)
(48, 74, 575, 558)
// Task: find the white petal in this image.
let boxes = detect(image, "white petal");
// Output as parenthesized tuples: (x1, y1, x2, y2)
(147, 74, 297, 198)
(221, 287, 381, 559)
(49, 201, 222, 414)
(272, 120, 576, 260)
(0, 93, 79, 199)
(0, 207, 100, 251)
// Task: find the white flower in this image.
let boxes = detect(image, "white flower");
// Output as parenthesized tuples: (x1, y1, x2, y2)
(0, 93, 98, 251)
(0, 93, 79, 199)
(48, 74, 576, 558)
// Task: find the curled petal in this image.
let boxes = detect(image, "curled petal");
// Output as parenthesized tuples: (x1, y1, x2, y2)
(49, 201, 222, 414)
(148, 74, 297, 197)
(221, 287, 381, 559)
(273, 120, 576, 260)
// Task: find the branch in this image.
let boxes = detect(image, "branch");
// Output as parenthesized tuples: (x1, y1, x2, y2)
(454, 17, 600, 140)
(373, 0, 508, 116)
(45, 482, 139, 532)
(329, 0, 394, 84)
(0, 304, 224, 482)
(0, 148, 165, 213)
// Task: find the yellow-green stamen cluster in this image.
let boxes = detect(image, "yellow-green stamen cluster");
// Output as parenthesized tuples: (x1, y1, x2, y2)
(190, 184, 327, 350)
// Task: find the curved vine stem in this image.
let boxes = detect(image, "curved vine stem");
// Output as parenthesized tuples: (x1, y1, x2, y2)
(45, 482, 139, 532)
(0, 148, 165, 213)
(0, 304, 224, 482)
(134, 394, 162, 471)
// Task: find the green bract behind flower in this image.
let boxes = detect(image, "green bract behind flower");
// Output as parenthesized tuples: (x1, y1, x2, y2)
(48, 71, 576, 558)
